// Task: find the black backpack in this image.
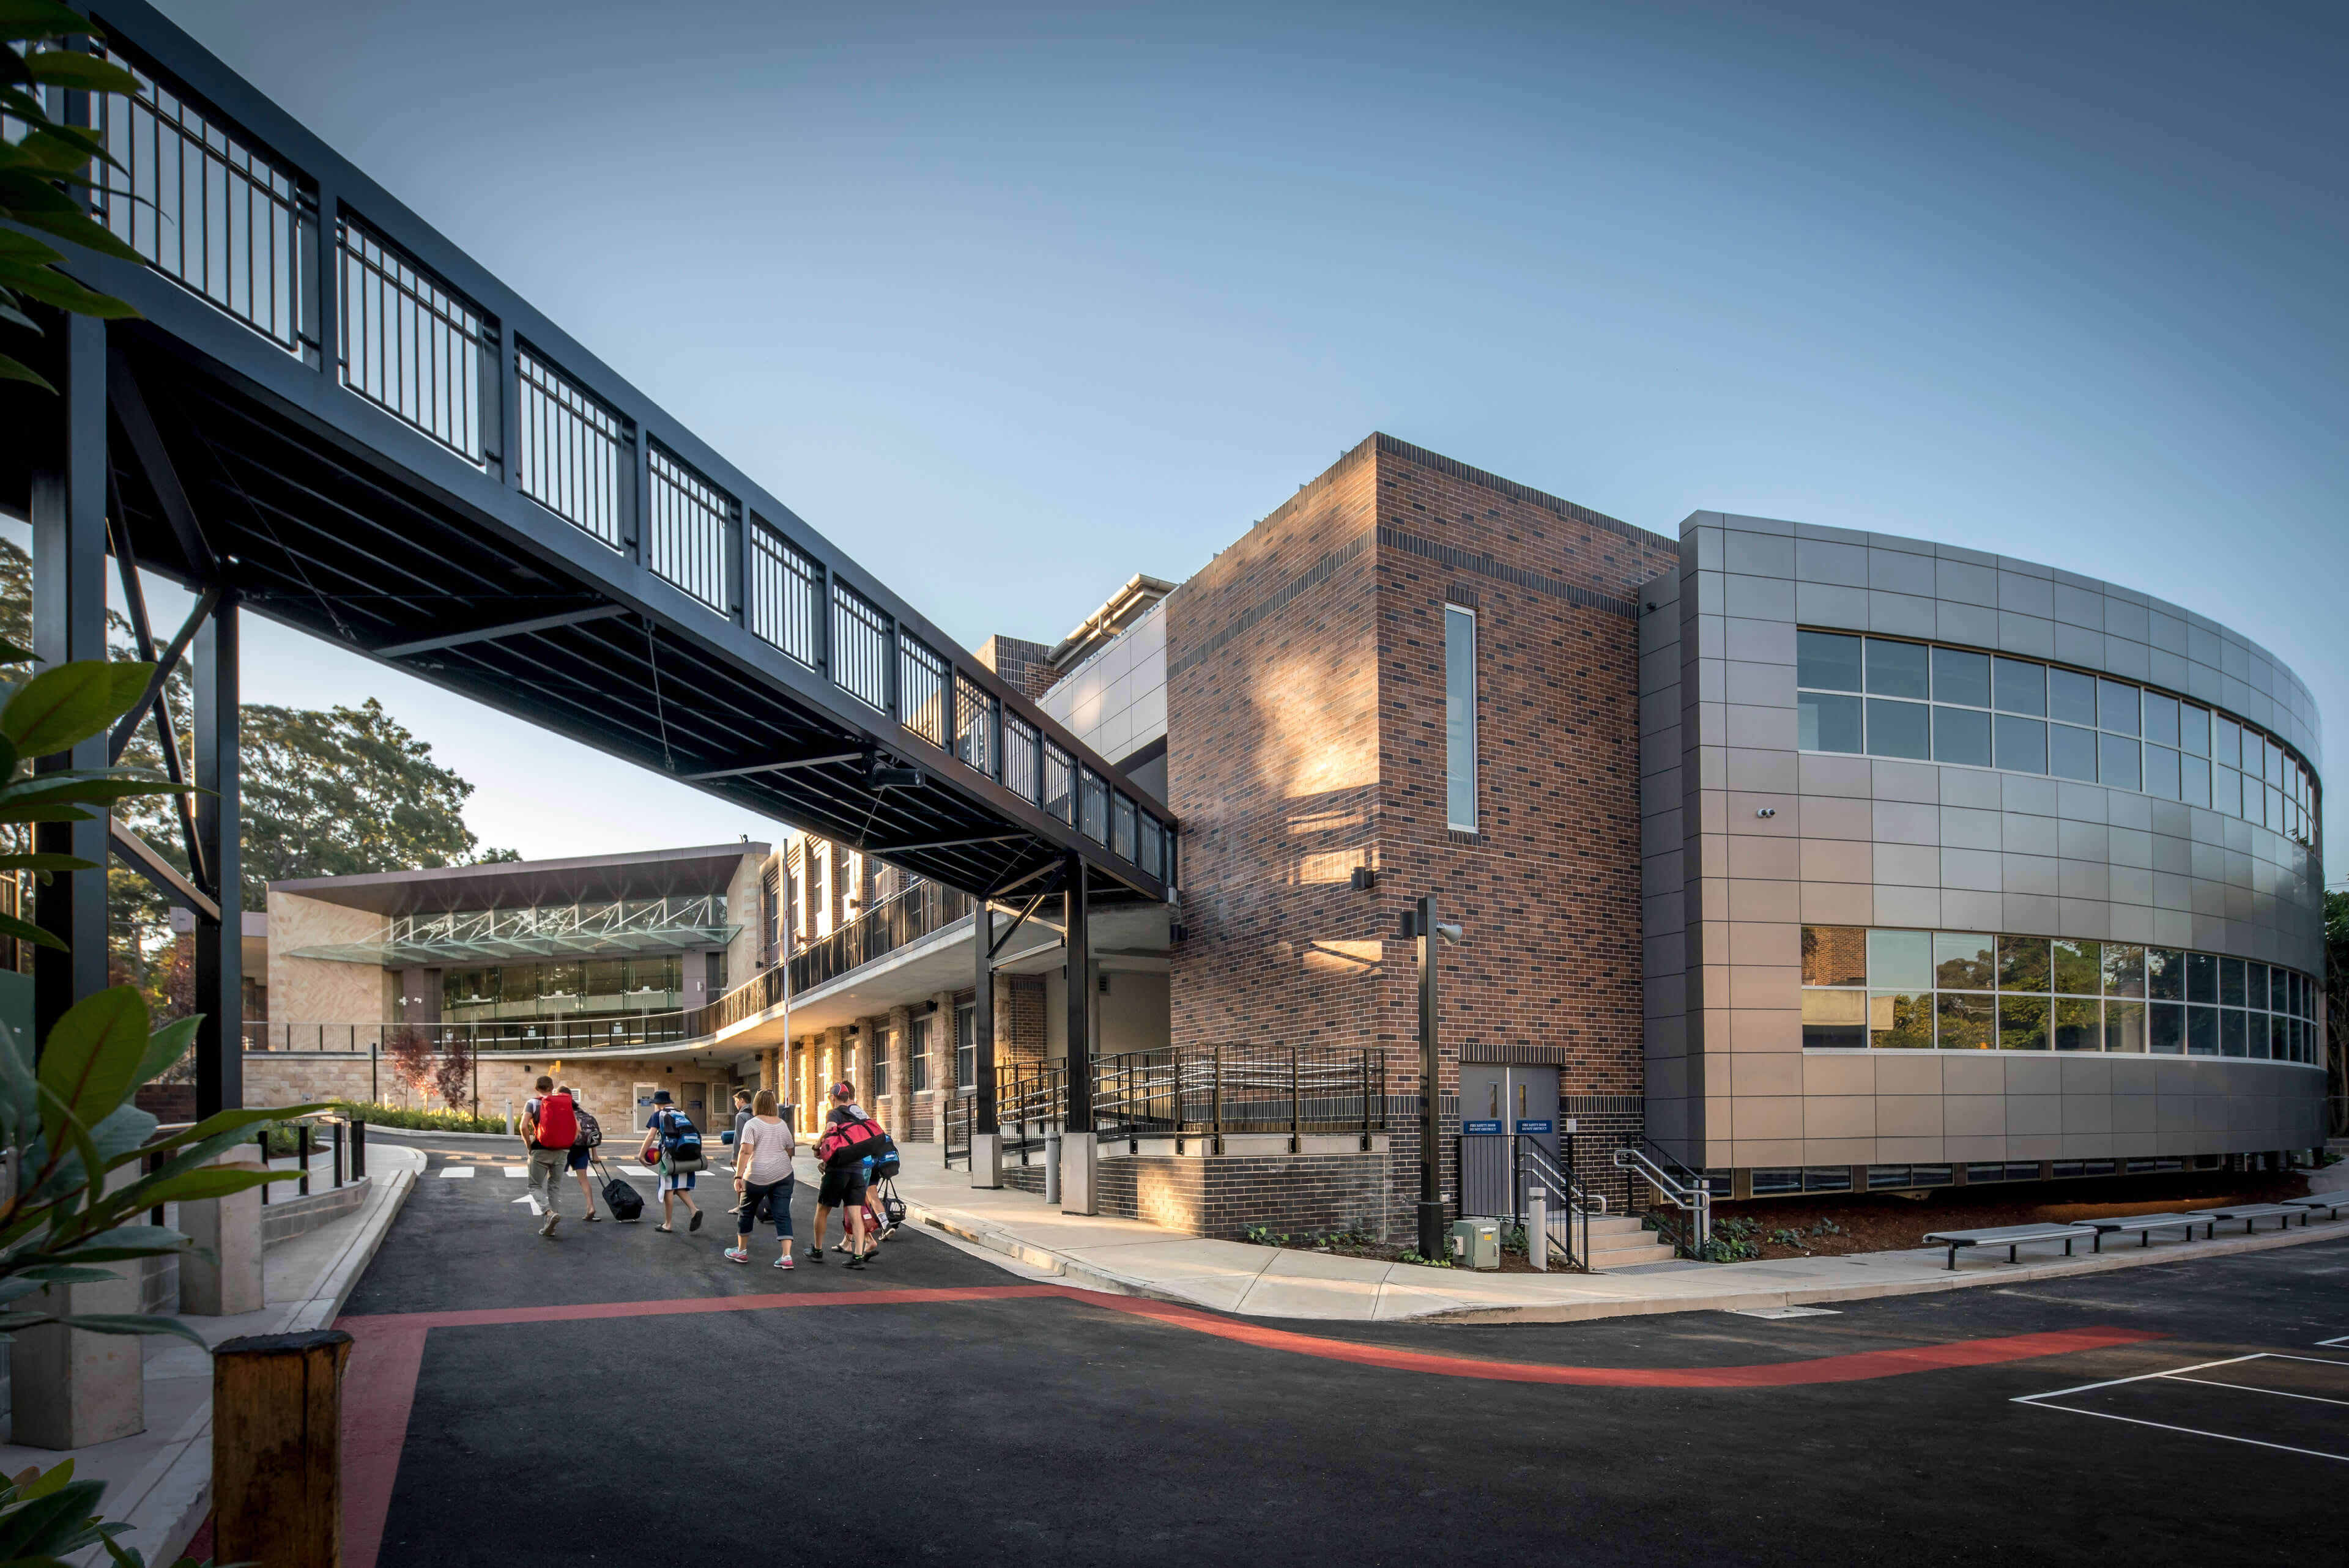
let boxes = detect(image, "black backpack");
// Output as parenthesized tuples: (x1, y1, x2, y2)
(573, 1108, 603, 1148)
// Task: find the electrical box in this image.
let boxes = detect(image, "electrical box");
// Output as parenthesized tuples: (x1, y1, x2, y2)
(1449, 1218, 1500, 1271)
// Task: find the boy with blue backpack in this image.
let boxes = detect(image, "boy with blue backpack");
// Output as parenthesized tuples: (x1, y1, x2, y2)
(638, 1089, 707, 1233)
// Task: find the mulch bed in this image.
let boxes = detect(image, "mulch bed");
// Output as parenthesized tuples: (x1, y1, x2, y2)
(1712, 1167, 2321, 1260)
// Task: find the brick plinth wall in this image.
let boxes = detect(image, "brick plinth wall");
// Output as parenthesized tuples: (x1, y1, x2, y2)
(1165, 433, 1675, 1232)
(1095, 1151, 1394, 1240)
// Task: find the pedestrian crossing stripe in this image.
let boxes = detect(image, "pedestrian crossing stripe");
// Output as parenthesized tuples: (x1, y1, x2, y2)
(437, 1167, 475, 1179)
(503, 1167, 527, 1177)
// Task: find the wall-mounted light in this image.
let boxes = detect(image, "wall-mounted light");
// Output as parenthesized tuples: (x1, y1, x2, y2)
(1350, 865, 1377, 892)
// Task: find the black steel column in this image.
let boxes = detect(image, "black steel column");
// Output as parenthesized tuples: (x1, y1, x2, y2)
(1416, 893, 1444, 1260)
(30, 314, 110, 1046)
(973, 901, 996, 1134)
(1064, 856, 1092, 1133)
(193, 596, 241, 1116)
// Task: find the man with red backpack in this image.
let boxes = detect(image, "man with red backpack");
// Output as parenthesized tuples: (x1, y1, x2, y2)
(810, 1082, 892, 1270)
(520, 1075, 579, 1238)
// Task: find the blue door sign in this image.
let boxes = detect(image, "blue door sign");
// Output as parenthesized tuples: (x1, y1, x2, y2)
(1515, 1119, 1554, 1135)
(1462, 1119, 1504, 1135)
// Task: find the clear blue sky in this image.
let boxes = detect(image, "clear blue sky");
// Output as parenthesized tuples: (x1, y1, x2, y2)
(148, 1, 2348, 869)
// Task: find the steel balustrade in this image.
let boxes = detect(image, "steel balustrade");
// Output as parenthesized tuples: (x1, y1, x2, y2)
(50, 2, 1175, 916)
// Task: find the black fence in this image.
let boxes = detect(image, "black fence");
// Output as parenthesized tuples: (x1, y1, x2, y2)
(1095, 1045, 1385, 1152)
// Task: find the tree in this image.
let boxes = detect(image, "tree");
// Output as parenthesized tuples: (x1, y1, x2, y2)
(432, 1030, 474, 1114)
(384, 1026, 436, 1107)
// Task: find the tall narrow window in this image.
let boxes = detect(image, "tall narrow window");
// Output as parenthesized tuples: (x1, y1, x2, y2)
(954, 1004, 976, 1092)
(1444, 605, 1477, 832)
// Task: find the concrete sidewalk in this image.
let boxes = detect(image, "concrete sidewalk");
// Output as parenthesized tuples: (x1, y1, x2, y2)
(881, 1142, 2349, 1324)
(0, 1143, 423, 1567)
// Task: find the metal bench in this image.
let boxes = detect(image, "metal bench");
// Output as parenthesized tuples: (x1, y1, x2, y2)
(2073, 1212, 2214, 1251)
(2285, 1189, 2349, 1221)
(2194, 1203, 2309, 1235)
(1921, 1223, 2098, 1271)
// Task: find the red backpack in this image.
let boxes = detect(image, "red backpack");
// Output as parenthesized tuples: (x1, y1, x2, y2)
(534, 1092, 579, 1150)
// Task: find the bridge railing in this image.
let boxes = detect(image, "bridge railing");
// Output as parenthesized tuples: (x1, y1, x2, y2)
(53, 7, 1178, 906)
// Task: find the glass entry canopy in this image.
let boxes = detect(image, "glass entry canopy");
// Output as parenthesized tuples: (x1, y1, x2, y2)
(1795, 632, 2317, 846)
(1800, 925, 2323, 1062)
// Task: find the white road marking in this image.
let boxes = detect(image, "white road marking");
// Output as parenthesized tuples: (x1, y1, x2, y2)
(1730, 1306, 1842, 1320)
(2015, 1352, 2349, 1465)
(2317, 1334, 2349, 1347)
(503, 1166, 527, 1177)
(437, 1166, 476, 1179)
(514, 1196, 543, 1213)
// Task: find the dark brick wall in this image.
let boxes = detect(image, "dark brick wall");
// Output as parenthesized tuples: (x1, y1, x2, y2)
(1096, 1151, 1393, 1239)
(1165, 433, 1674, 1231)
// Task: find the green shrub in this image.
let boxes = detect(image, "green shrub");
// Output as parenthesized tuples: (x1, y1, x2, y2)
(332, 1101, 508, 1136)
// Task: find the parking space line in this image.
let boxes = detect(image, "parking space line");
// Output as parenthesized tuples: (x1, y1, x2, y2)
(2013, 1401, 2349, 1465)
(2013, 1354, 2258, 1402)
(2164, 1375, 2349, 1409)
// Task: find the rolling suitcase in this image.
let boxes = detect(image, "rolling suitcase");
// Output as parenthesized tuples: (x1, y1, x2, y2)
(597, 1160, 644, 1222)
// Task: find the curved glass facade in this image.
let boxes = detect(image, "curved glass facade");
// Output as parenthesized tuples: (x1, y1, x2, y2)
(1795, 631, 2318, 848)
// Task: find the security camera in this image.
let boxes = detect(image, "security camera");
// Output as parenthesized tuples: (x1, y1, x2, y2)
(1436, 922, 1463, 945)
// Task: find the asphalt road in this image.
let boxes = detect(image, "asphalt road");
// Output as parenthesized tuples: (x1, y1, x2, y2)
(343, 1137, 2349, 1567)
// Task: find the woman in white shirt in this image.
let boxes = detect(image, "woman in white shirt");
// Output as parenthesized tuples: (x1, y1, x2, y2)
(726, 1089, 800, 1268)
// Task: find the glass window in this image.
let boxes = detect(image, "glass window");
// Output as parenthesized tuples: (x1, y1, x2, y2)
(2097, 679, 2139, 736)
(2265, 785, 2283, 830)
(2049, 667, 2098, 727)
(2180, 703, 2210, 756)
(1797, 630, 1863, 692)
(2185, 1004, 2217, 1056)
(1934, 706, 1991, 767)
(2052, 997, 2102, 1051)
(1869, 992, 1934, 1049)
(2104, 1000, 2147, 1053)
(2265, 739, 2284, 787)
(2218, 1009, 2247, 1058)
(2213, 716, 2241, 769)
(1866, 929, 1932, 991)
(1998, 935, 2051, 992)
(2142, 693, 2179, 747)
(2145, 947, 2184, 1001)
(2098, 733, 2140, 791)
(1994, 714, 2048, 774)
(1802, 989, 1866, 1049)
(1865, 638, 1929, 699)
(1936, 993, 1995, 1050)
(909, 1016, 930, 1092)
(1138, 813, 1164, 879)
(1934, 932, 1995, 989)
(2213, 765, 2240, 816)
(2184, 952, 2217, 1004)
(2148, 1002, 2183, 1054)
(2144, 745, 2180, 801)
(1998, 994, 2049, 1051)
(1444, 605, 1477, 832)
(2100, 943, 2145, 997)
(1112, 794, 1138, 861)
(1799, 691, 1863, 753)
(1803, 926, 1868, 988)
(2050, 939, 2100, 995)
(2049, 723, 2098, 782)
(1931, 647, 1991, 708)
(2245, 1013, 2270, 1060)
(2180, 753, 2210, 807)
(2219, 956, 2245, 1008)
(1865, 698, 1930, 760)
(1993, 657, 2045, 716)
(954, 1004, 976, 1090)
(2267, 1015, 2286, 1061)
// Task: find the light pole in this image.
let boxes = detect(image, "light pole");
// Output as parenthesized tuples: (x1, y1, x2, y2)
(1406, 895, 1463, 1260)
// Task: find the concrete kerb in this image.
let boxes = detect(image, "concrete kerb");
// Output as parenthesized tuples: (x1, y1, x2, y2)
(84, 1145, 424, 1568)
(899, 1186, 2349, 1326)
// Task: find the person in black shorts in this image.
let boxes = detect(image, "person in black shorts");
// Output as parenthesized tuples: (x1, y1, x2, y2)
(808, 1082, 877, 1270)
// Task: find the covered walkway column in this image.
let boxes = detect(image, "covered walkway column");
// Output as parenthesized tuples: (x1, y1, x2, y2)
(970, 902, 1000, 1187)
(1061, 856, 1096, 1215)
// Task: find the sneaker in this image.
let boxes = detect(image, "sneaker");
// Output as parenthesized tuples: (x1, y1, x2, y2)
(806, 1245, 825, 1264)
(845, 1254, 866, 1270)
(725, 1247, 749, 1265)
(540, 1211, 560, 1238)
(774, 1255, 796, 1270)
(688, 1210, 703, 1233)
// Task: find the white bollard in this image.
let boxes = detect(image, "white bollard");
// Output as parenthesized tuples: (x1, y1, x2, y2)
(504, 1098, 514, 1135)
(1528, 1189, 1548, 1271)
(1044, 1133, 1061, 1205)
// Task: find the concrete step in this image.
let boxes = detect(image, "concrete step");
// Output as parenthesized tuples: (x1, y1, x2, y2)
(1586, 1237, 1679, 1268)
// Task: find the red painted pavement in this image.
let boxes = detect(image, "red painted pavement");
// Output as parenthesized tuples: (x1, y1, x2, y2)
(336, 1284, 2161, 1568)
